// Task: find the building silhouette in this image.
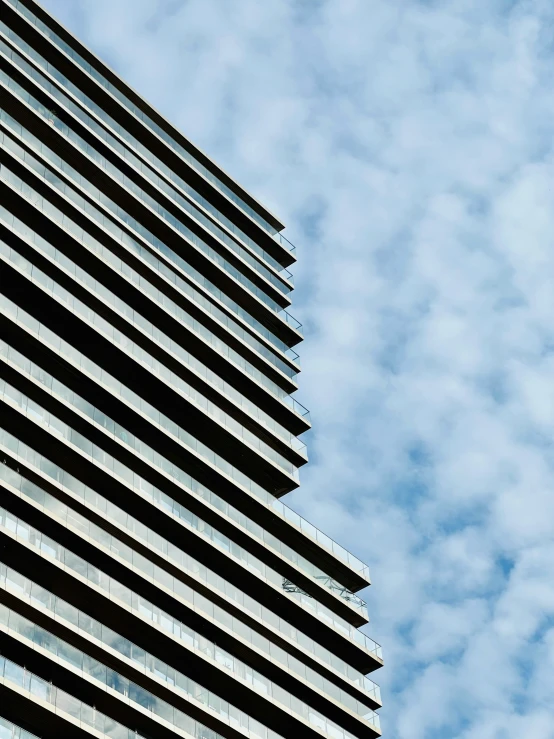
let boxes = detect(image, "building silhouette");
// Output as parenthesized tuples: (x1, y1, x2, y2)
(0, 1, 383, 737)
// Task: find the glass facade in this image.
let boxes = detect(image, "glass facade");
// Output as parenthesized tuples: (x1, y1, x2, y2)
(0, 1, 383, 738)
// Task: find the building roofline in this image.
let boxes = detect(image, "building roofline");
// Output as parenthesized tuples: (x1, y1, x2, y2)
(13, 0, 287, 234)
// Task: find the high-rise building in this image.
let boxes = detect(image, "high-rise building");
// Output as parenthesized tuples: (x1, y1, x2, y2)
(0, 1, 383, 737)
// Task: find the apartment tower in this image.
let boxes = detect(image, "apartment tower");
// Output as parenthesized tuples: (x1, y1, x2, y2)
(0, 1, 383, 738)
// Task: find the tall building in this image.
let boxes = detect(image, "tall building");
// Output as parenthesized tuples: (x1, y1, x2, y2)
(0, 1, 383, 738)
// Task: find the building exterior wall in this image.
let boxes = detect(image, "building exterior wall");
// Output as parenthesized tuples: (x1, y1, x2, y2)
(0, 1, 383, 737)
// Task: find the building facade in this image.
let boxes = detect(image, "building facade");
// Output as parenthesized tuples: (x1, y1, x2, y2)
(0, 1, 383, 738)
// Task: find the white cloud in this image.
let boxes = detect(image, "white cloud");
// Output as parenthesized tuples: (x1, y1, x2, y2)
(41, 0, 554, 735)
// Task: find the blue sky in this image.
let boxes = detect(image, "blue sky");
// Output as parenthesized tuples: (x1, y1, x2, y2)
(40, 1, 554, 736)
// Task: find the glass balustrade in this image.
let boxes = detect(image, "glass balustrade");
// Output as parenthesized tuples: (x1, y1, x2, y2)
(1, 555, 379, 714)
(0, 384, 364, 641)
(4, 0, 295, 243)
(0, 237, 301, 487)
(0, 31, 291, 313)
(0, 564, 379, 728)
(0, 286, 371, 587)
(0, 603, 286, 739)
(0, 717, 40, 739)
(0, 650, 223, 739)
(0, 338, 365, 620)
(0, 200, 307, 460)
(0, 213, 305, 477)
(0, 96, 301, 374)
(0, 72, 302, 368)
(0, 434, 382, 683)
(0, 655, 148, 739)
(0, 128, 308, 415)
(0, 167, 307, 429)
(0, 23, 294, 295)
(0, 507, 380, 737)
(0, 19, 297, 293)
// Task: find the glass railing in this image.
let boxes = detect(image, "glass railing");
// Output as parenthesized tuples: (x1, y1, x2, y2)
(1, 458, 377, 704)
(0, 436, 382, 683)
(0, 359, 341, 625)
(0, 287, 370, 590)
(0, 11, 293, 267)
(0, 140, 307, 419)
(0, 25, 294, 295)
(0, 506, 380, 736)
(0, 339, 365, 622)
(274, 232, 297, 256)
(0, 309, 366, 599)
(277, 505, 371, 586)
(1, 561, 380, 719)
(0, 237, 301, 487)
(0, 65, 303, 360)
(0, 717, 40, 739)
(0, 604, 287, 739)
(0, 383, 362, 641)
(0, 89, 301, 375)
(0, 201, 307, 461)
(0, 656, 147, 739)
(0, 209, 305, 474)
(0, 33, 291, 314)
(1, 560, 378, 730)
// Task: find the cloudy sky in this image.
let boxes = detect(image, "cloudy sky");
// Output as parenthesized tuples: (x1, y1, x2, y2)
(40, 0, 554, 737)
